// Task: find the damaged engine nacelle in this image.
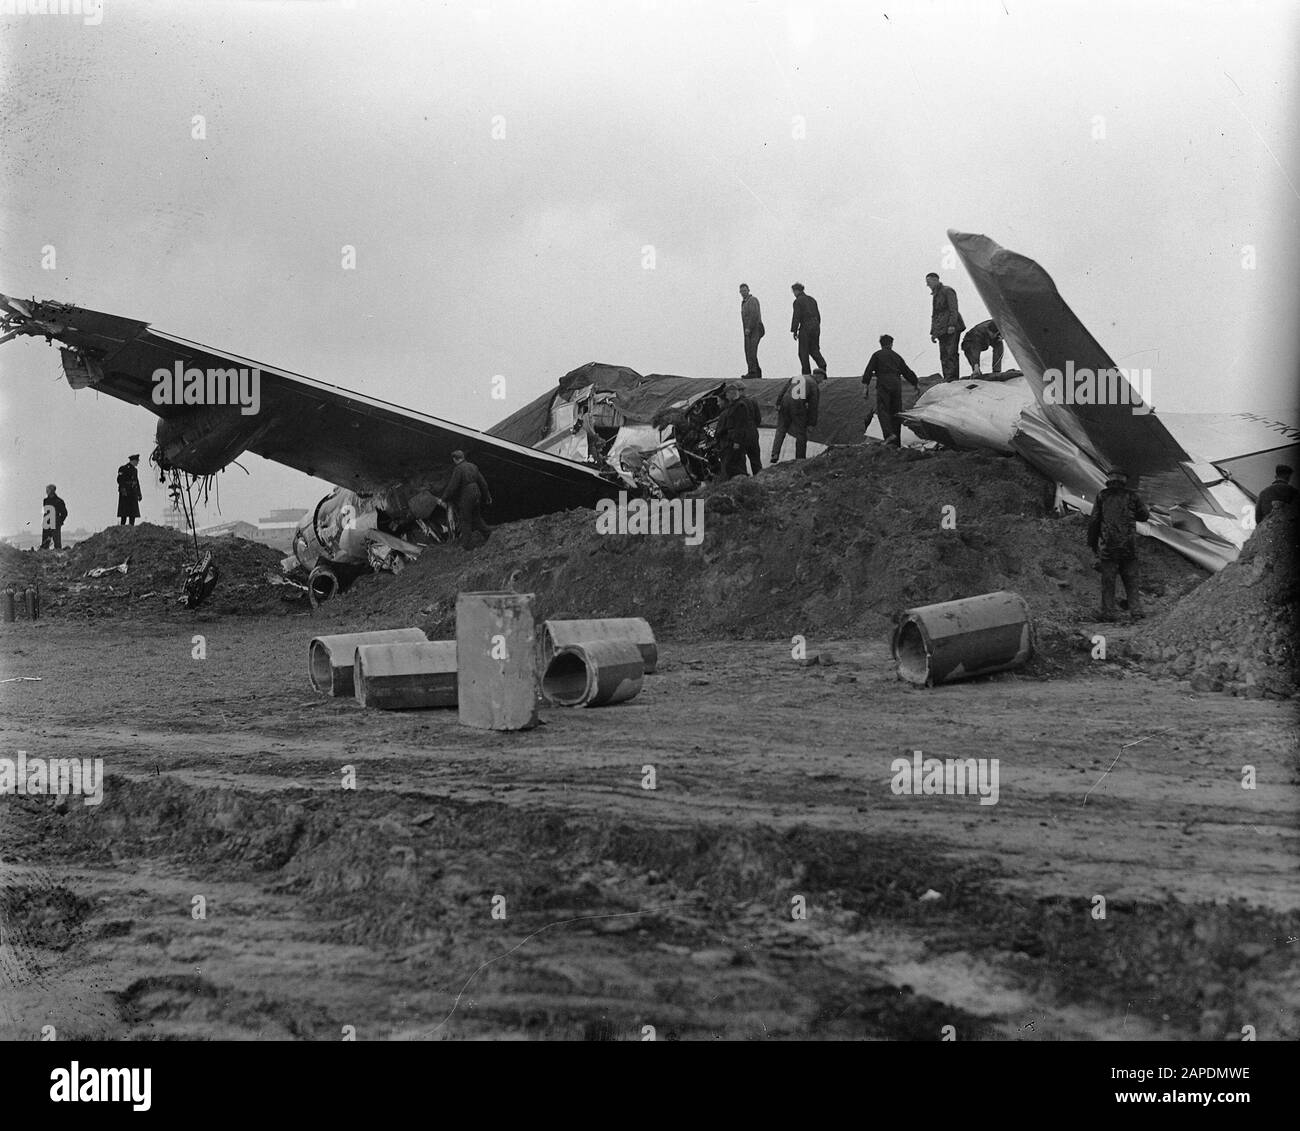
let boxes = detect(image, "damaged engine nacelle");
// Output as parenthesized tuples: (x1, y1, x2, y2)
(288, 484, 456, 604)
(154, 407, 274, 476)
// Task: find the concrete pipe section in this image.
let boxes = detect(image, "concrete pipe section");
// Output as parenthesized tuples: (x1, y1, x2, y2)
(456, 591, 539, 731)
(542, 640, 644, 707)
(891, 590, 1034, 687)
(541, 617, 658, 674)
(308, 627, 427, 697)
(354, 640, 458, 710)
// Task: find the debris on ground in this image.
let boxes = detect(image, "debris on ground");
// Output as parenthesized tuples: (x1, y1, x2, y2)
(0, 524, 293, 619)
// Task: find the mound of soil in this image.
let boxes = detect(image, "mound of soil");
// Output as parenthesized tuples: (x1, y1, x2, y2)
(1128, 505, 1298, 697)
(1, 524, 293, 619)
(337, 445, 1207, 654)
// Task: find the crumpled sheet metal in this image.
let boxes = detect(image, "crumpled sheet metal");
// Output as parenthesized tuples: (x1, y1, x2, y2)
(900, 376, 1034, 453)
(948, 230, 1226, 517)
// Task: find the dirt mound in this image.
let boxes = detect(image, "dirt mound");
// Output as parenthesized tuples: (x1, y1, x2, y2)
(336, 445, 1206, 654)
(2, 524, 293, 619)
(0, 543, 41, 591)
(1128, 505, 1298, 697)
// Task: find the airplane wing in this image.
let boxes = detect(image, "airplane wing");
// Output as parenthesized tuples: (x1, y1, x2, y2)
(947, 230, 1226, 516)
(0, 294, 616, 525)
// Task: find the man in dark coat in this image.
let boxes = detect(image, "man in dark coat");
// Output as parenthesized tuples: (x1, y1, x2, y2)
(739, 386, 763, 474)
(961, 319, 1003, 376)
(714, 384, 754, 480)
(41, 484, 68, 549)
(771, 371, 820, 462)
(1087, 467, 1150, 621)
(861, 334, 919, 445)
(926, 272, 966, 382)
(739, 284, 764, 379)
(789, 282, 827, 376)
(441, 449, 494, 548)
(117, 454, 142, 526)
(1254, 465, 1298, 526)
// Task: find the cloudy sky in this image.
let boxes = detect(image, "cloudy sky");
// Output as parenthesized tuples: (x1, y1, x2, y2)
(1, 0, 1296, 535)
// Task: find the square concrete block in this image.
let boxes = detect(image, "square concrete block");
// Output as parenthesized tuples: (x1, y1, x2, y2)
(456, 591, 539, 730)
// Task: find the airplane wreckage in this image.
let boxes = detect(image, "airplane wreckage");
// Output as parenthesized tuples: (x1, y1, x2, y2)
(3, 231, 1296, 606)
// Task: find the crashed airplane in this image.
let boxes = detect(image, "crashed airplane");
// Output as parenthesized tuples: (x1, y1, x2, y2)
(2, 229, 1293, 600)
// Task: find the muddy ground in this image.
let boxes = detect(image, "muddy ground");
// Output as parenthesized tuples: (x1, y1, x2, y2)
(1, 613, 1296, 1041)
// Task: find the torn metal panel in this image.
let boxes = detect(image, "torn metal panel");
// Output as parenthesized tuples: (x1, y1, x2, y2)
(1214, 444, 1300, 502)
(900, 377, 1034, 453)
(946, 231, 1225, 516)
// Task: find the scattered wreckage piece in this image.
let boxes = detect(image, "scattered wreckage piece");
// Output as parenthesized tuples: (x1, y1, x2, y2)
(354, 641, 458, 710)
(542, 640, 644, 707)
(84, 560, 130, 578)
(309, 627, 427, 696)
(456, 591, 538, 731)
(892, 591, 1034, 687)
(541, 617, 658, 674)
(180, 549, 219, 609)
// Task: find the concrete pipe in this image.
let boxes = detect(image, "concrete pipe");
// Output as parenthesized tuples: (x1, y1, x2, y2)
(308, 627, 427, 696)
(456, 591, 539, 731)
(308, 566, 339, 608)
(24, 587, 39, 620)
(354, 640, 458, 710)
(891, 591, 1033, 687)
(542, 640, 644, 707)
(2, 588, 14, 623)
(541, 617, 658, 674)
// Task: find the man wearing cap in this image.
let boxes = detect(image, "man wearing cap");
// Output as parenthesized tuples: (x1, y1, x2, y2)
(1087, 468, 1150, 620)
(771, 371, 820, 463)
(440, 449, 494, 548)
(1253, 464, 1298, 525)
(40, 484, 68, 550)
(714, 383, 755, 480)
(117, 454, 142, 527)
(926, 272, 965, 382)
(861, 334, 919, 446)
(790, 283, 827, 377)
(739, 284, 764, 379)
(961, 319, 1003, 377)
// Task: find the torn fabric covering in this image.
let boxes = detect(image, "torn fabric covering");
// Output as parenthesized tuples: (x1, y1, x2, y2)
(948, 230, 1226, 517)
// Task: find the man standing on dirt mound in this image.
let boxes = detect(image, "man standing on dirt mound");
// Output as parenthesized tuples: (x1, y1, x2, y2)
(861, 334, 919, 445)
(116, 454, 142, 527)
(739, 283, 764, 379)
(1087, 467, 1150, 621)
(441, 449, 494, 549)
(41, 483, 67, 549)
(790, 282, 827, 376)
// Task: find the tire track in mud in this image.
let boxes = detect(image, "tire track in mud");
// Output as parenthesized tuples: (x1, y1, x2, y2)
(32, 773, 1300, 1039)
(0, 798, 118, 1039)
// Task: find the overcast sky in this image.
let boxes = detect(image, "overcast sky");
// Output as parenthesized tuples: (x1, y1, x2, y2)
(1, 0, 1297, 534)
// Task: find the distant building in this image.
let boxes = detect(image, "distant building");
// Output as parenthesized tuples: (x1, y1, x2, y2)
(158, 510, 190, 532)
(254, 506, 309, 552)
(198, 519, 259, 540)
